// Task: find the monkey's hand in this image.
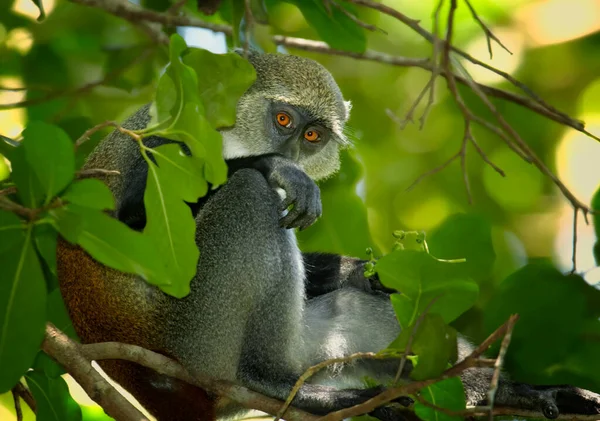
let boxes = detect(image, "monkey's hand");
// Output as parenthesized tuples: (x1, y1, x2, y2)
(257, 155, 322, 230)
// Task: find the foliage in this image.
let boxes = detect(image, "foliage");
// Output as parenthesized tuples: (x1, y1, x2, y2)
(1, 0, 600, 420)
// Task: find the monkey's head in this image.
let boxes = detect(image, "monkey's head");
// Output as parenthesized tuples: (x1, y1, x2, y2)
(221, 52, 351, 180)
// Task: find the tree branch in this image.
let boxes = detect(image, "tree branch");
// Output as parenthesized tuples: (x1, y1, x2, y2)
(42, 323, 151, 421)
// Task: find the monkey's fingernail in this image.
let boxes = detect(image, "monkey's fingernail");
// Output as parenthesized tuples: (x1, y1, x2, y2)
(542, 403, 559, 419)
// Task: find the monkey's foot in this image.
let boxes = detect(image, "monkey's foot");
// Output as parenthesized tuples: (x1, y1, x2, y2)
(495, 384, 600, 419)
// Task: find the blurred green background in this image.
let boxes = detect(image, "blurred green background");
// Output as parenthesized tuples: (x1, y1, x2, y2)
(1, 0, 600, 419)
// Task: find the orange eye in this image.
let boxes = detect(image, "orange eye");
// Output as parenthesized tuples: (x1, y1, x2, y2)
(304, 129, 320, 143)
(276, 112, 292, 127)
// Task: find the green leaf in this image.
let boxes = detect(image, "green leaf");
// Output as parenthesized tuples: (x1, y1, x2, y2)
(9, 143, 45, 208)
(141, 145, 205, 297)
(298, 151, 374, 257)
(414, 377, 466, 421)
(14, 122, 75, 207)
(0, 209, 24, 253)
(26, 371, 82, 421)
(284, 0, 367, 53)
(376, 251, 478, 328)
(484, 262, 600, 385)
(34, 223, 59, 290)
(182, 48, 256, 129)
(61, 178, 115, 211)
(158, 102, 228, 187)
(0, 226, 47, 393)
(25, 122, 75, 204)
(428, 213, 496, 282)
(49, 204, 170, 288)
(33, 289, 79, 378)
(388, 314, 456, 381)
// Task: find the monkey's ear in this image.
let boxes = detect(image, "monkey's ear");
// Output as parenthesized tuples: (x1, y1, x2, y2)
(344, 100, 352, 121)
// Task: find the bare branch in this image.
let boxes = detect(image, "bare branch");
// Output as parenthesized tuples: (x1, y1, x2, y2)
(463, 0, 512, 59)
(405, 152, 460, 192)
(487, 312, 518, 420)
(12, 382, 36, 414)
(42, 324, 151, 421)
(80, 341, 318, 421)
(11, 386, 23, 421)
(570, 208, 579, 274)
(419, 0, 444, 129)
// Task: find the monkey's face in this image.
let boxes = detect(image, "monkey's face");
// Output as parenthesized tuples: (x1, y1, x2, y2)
(220, 52, 351, 181)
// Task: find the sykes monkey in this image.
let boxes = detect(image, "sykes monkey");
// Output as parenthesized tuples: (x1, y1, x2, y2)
(58, 51, 600, 421)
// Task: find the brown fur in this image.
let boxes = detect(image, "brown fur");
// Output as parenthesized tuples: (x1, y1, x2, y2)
(57, 239, 217, 420)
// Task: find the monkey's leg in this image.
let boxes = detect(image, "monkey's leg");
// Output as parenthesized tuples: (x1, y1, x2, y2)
(168, 168, 387, 417)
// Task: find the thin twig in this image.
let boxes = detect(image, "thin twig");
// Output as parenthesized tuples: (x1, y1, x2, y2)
(405, 152, 460, 192)
(318, 315, 520, 421)
(12, 383, 36, 414)
(487, 313, 518, 420)
(275, 352, 401, 421)
(11, 387, 23, 421)
(324, 0, 386, 34)
(394, 296, 442, 383)
(419, 0, 444, 129)
(74, 121, 120, 150)
(344, 0, 570, 124)
(570, 208, 579, 274)
(463, 0, 512, 59)
(387, 78, 433, 129)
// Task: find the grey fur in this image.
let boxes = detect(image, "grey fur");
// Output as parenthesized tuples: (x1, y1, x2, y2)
(74, 52, 600, 420)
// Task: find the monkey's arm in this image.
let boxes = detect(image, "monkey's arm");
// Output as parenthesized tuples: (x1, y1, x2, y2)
(303, 252, 394, 299)
(117, 142, 320, 231)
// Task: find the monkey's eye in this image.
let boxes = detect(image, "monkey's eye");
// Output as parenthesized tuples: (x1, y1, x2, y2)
(276, 112, 292, 128)
(304, 129, 321, 143)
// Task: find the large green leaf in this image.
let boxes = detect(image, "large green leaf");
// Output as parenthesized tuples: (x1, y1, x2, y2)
(0, 210, 24, 253)
(414, 377, 466, 421)
(484, 262, 600, 387)
(33, 290, 78, 378)
(61, 178, 115, 211)
(376, 250, 478, 329)
(34, 223, 59, 290)
(49, 204, 170, 288)
(19, 122, 75, 206)
(389, 314, 457, 381)
(428, 213, 496, 282)
(0, 226, 47, 393)
(26, 371, 82, 421)
(141, 144, 205, 297)
(182, 48, 256, 128)
(283, 0, 367, 53)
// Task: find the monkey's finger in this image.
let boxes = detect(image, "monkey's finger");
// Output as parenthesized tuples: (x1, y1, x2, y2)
(299, 191, 321, 231)
(279, 193, 307, 228)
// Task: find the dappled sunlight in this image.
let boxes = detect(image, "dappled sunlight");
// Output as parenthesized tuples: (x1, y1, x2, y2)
(515, 0, 600, 46)
(12, 0, 56, 20)
(5, 28, 33, 55)
(555, 118, 600, 204)
(554, 203, 597, 276)
(0, 77, 26, 139)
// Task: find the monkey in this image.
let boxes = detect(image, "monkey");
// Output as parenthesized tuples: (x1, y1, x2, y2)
(57, 51, 600, 421)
